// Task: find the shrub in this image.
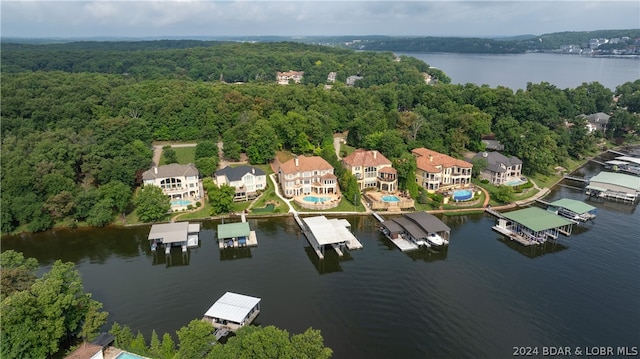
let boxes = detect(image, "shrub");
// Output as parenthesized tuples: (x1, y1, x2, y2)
(187, 205, 194, 210)
(195, 201, 202, 208)
(481, 179, 490, 184)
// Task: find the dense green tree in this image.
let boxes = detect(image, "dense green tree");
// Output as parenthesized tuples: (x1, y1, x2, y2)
(86, 198, 115, 227)
(149, 330, 162, 359)
(290, 328, 333, 359)
(195, 140, 219, 159)
(340, 171, 361, 207)
(162, 146, 178, 164)
(493, 185, 515, 203)
(195, 157, 219, 177)
(78, 300, 109, 343)
(0, 250, 38, 300)
(222, 129, 242, 161)
(247, 119, 278, 164)
(471, 157, 488, 178)
(160, 332, 177, 359)
(208, 184, 235, 215)
(363, 130, 407, 159)
(393, 153, 419, 198)
(100, 180, 133, 216)
(73, 189, 102, 221)
(175, 319, 215, 359)
(130, 331, 149, 356)
(109, 322, 134, 350)
(135, 185, 170, 222)
(43, 191, 75, 219)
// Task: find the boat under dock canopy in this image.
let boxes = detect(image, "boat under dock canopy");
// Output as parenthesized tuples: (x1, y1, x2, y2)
(547, 198, 597, 222)
(493, 207, 575, 245)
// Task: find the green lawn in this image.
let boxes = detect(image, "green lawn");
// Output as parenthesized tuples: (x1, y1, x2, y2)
(340, 143, 356, 158)
(159, 146, 196, 165)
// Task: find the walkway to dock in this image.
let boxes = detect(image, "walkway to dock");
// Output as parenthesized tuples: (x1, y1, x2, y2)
(492, 225, 536, 246)
(294, 213, 325, 259)
(563, 175, 588, 182)
(608, 149, 627, 156)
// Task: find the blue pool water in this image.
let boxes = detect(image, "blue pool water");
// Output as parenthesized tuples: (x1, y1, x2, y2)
(453, 189, 473, 201)
(116, 352, 147, 359)
(381, 195, 401, 202)
(505, 179, 526, 186)
(171, 199, 191, 206)
(303, 196, 331, 203)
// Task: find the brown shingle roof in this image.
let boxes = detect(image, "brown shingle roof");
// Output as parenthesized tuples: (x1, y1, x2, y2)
(279, 155, 334, 174)
(142, 163, 199, 180)
(343, 149, 392, 168)
(412, 148, 472, 173)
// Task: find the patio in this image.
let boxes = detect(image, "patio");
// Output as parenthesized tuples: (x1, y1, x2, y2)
(293, 193, 341, 210)
(364, 191, 415, 211)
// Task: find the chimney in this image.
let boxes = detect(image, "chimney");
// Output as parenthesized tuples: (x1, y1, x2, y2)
(429, 155, 433, 162)
(373, 150, 377, 159)
(154, 166, 158, 174)
(294, 156, 299, 167)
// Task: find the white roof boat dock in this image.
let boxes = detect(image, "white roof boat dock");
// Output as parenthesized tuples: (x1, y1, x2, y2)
(379, 212, 451, 251)
(297, 215, 363, 259)
(492, 207, 574, 246)
(203, 292, 261, 332)
(148, 222, 200, 253)
(546, 198, 597, 222)
(586, 172, 640, 203)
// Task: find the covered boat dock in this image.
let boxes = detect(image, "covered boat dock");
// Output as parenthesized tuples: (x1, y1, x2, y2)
(217, 222, 258, 249)
(493, 207, 574, 246)
(380, 211, 451, 251)
(203, 292, 261, 332)
(301, 215, 363, 259)
(547, 198, 596, 222)
(148, 222, 200, 253)
(586, 172, 640, 203)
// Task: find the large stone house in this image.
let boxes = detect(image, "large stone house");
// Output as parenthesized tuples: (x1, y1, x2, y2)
(276, 70, 304, 85)
(472, 151, 523, 185)
(142, 163, 201, 200)
(412, 148, 472, 192)
(278, 155, 337, 198)
(215, 165, 267, 202)
(342, 149, 397, 192)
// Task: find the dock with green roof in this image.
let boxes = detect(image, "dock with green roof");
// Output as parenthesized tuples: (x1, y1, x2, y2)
(547, 198, 597, 222)
(217, 221, 258, 249)
(586, 172, 640, 203)
(492, 207, 575, 246)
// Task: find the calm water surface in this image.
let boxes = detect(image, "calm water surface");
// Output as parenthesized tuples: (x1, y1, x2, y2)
(2, 162, 639, 358)
(397, 52, 640, 90)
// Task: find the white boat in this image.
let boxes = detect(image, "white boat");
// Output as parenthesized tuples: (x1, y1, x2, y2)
(413, 239, 431, 248)
(427, 233, 445, 247)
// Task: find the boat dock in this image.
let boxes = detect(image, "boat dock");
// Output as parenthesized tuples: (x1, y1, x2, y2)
(295, 214, 363, 259)
(148, 221, 200, 254)
(492, 207, 575, 246)
(492, 224, 537, 246)
(203, 292, 261, 333)
(372, 212, 419, 251)
(545, 198, 597, 223)
(484, 207, 504, 219)
(563, 175, 589, 183)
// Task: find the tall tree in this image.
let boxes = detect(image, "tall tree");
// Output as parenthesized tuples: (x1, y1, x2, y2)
(195, 140, 219, 160)
(175, 319, 215, 359)
(247, 119, 278, 164)
(208, 184, 235, 215)
(135, 185, 170, 222)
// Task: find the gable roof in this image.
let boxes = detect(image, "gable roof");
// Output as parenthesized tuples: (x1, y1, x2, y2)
(473, 152, 522, 173)
(502, 207, 574, 232)
(588, 172, 640, 192)
(204, 292, 261, 323)
(148, 222, 190, 243)
(279, 155, 333, 175)
(548, 198, 596, 215)
(412, 147, 472, 173)
(142, 163, 199, 180)
(215, 165, 265, 181)
(581, 112, 610, 124)
(342, 149, 392, 168)
(217, 222, 251, 239)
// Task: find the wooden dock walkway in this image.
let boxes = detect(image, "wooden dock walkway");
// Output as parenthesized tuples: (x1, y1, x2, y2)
(563, 175, 589, 182)
(294, 214, 324, 259)
(484, 207, 504, 219)
(608, 149, 627, 156)
(214, 327, 229, 340)
(372, 212, 385, 223)
(492, 225, 536, 246)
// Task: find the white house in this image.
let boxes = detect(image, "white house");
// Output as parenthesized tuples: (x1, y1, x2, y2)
(278, 155, 337, 198)
(142, 163, 201, 201)
(215, 165, 267, 201)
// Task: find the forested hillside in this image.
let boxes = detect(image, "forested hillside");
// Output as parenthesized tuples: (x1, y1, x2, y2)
(2, 40, 639, 234)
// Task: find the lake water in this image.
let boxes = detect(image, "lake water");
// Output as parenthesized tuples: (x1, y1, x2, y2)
(396, 52, 640, 90)
(2, 161, 639, 358)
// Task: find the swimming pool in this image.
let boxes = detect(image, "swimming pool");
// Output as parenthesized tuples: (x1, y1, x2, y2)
(381, 195, 400, 202)
(452, 189, 473, 201)
(116, 352, 148, 359)
(505, 178, 527, 186)
(171, 199, 191, 206)
(303, 196, 331, 203)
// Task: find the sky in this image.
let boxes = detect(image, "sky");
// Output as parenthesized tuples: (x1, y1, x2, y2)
(1, 1, 639, 39)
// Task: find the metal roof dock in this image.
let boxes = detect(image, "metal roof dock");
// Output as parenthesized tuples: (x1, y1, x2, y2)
(586, 172, 640, 203)
(297, 215, 363, 259)
(203, 292, 261, 332)
(547, 198, 597, 222)
(493, 207, 574, 246)
(148, 222, 200, 253)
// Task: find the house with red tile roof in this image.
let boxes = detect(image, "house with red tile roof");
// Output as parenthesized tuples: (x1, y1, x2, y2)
(278, 155, 338, 198)
(412, 147, 472, 192)
(342, 149, 397, 192)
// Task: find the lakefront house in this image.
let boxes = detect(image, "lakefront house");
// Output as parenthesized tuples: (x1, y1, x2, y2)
(472, 151, 523, 186)
(276, 70, 304, 85)
(412, 147, 472, 192)
(278, 155, 338, 198)
(142, 163, 202, 201)
(342, 149, 398, 192)
(214, 165, 267, 202)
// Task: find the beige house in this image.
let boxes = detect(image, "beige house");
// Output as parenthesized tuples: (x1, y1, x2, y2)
(278, 155, 338, 198)
(342, 149, 397, 192)
(276, 70, 304, 85)
(412, 148, 472, 192)
(142, 163, 201, 200)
